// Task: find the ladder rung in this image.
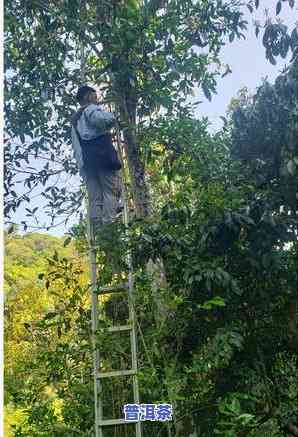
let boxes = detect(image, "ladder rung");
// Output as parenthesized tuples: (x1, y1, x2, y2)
(97, 369, 136, 379)
(107, 324, 132, 333)
(96, 282, 128, 294)
(99, 418, 137, 426)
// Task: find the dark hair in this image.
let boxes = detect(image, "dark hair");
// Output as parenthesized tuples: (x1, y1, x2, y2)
(76, 85, 96, 104)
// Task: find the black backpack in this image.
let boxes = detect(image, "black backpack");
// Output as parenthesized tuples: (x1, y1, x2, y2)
(72, 108, 122, 173)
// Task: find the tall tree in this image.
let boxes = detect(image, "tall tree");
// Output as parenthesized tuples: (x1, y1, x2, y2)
(5, 0, 247, 226)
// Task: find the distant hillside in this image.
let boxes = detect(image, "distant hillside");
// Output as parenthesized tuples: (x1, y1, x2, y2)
(4, 232, 89, 436)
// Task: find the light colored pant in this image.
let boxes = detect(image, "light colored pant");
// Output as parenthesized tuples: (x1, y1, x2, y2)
(86, 169, 122, 226)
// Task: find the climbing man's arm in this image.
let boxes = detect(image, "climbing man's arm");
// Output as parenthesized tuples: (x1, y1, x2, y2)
(85, 104, 116, 132)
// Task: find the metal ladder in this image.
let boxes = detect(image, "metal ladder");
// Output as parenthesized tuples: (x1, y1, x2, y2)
(87, 150, 142, 437)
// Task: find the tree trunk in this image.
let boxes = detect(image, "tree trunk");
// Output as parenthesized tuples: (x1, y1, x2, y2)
(121, 118, 150, 218)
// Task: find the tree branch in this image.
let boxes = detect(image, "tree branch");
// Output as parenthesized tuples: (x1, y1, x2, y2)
(288, 424, 298, 436)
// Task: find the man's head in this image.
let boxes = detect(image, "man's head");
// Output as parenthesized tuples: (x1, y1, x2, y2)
(76, 85, 98, 106)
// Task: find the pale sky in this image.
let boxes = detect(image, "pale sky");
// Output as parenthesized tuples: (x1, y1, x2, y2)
(195, 1, 297, 130)
(11, 1, 298, 236)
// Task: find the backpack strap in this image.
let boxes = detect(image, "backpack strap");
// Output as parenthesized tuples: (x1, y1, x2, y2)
(71, 107, 87, 143)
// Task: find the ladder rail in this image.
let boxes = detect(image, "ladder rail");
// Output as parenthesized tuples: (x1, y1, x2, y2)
(124, 183, 142, 437)
(87, 210, 103, 437)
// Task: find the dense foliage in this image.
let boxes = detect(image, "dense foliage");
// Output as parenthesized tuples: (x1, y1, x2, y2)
(5, 0, 297, 226)
(5, 63, 298, 433)
(5, 0, 249, 224)
(4, 233, 89, 435)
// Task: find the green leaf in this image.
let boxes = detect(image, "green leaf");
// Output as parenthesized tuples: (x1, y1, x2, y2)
(143, 234, 153, 243)
(229, 398, 241, 414)
(276, 1, 282, 15)
(287, 159, 296, 175)
(7, 225, 15, 234)
(63, 236, 72, 247)
(198, 296, 226, 310)
(238, 413, 255, 424)
(202, 84, 212, 101)
(268, 53, 277, 65)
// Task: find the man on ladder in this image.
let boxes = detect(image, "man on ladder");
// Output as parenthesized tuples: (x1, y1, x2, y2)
(71, 85, 142, 437)
(71, 85, 123, 229)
